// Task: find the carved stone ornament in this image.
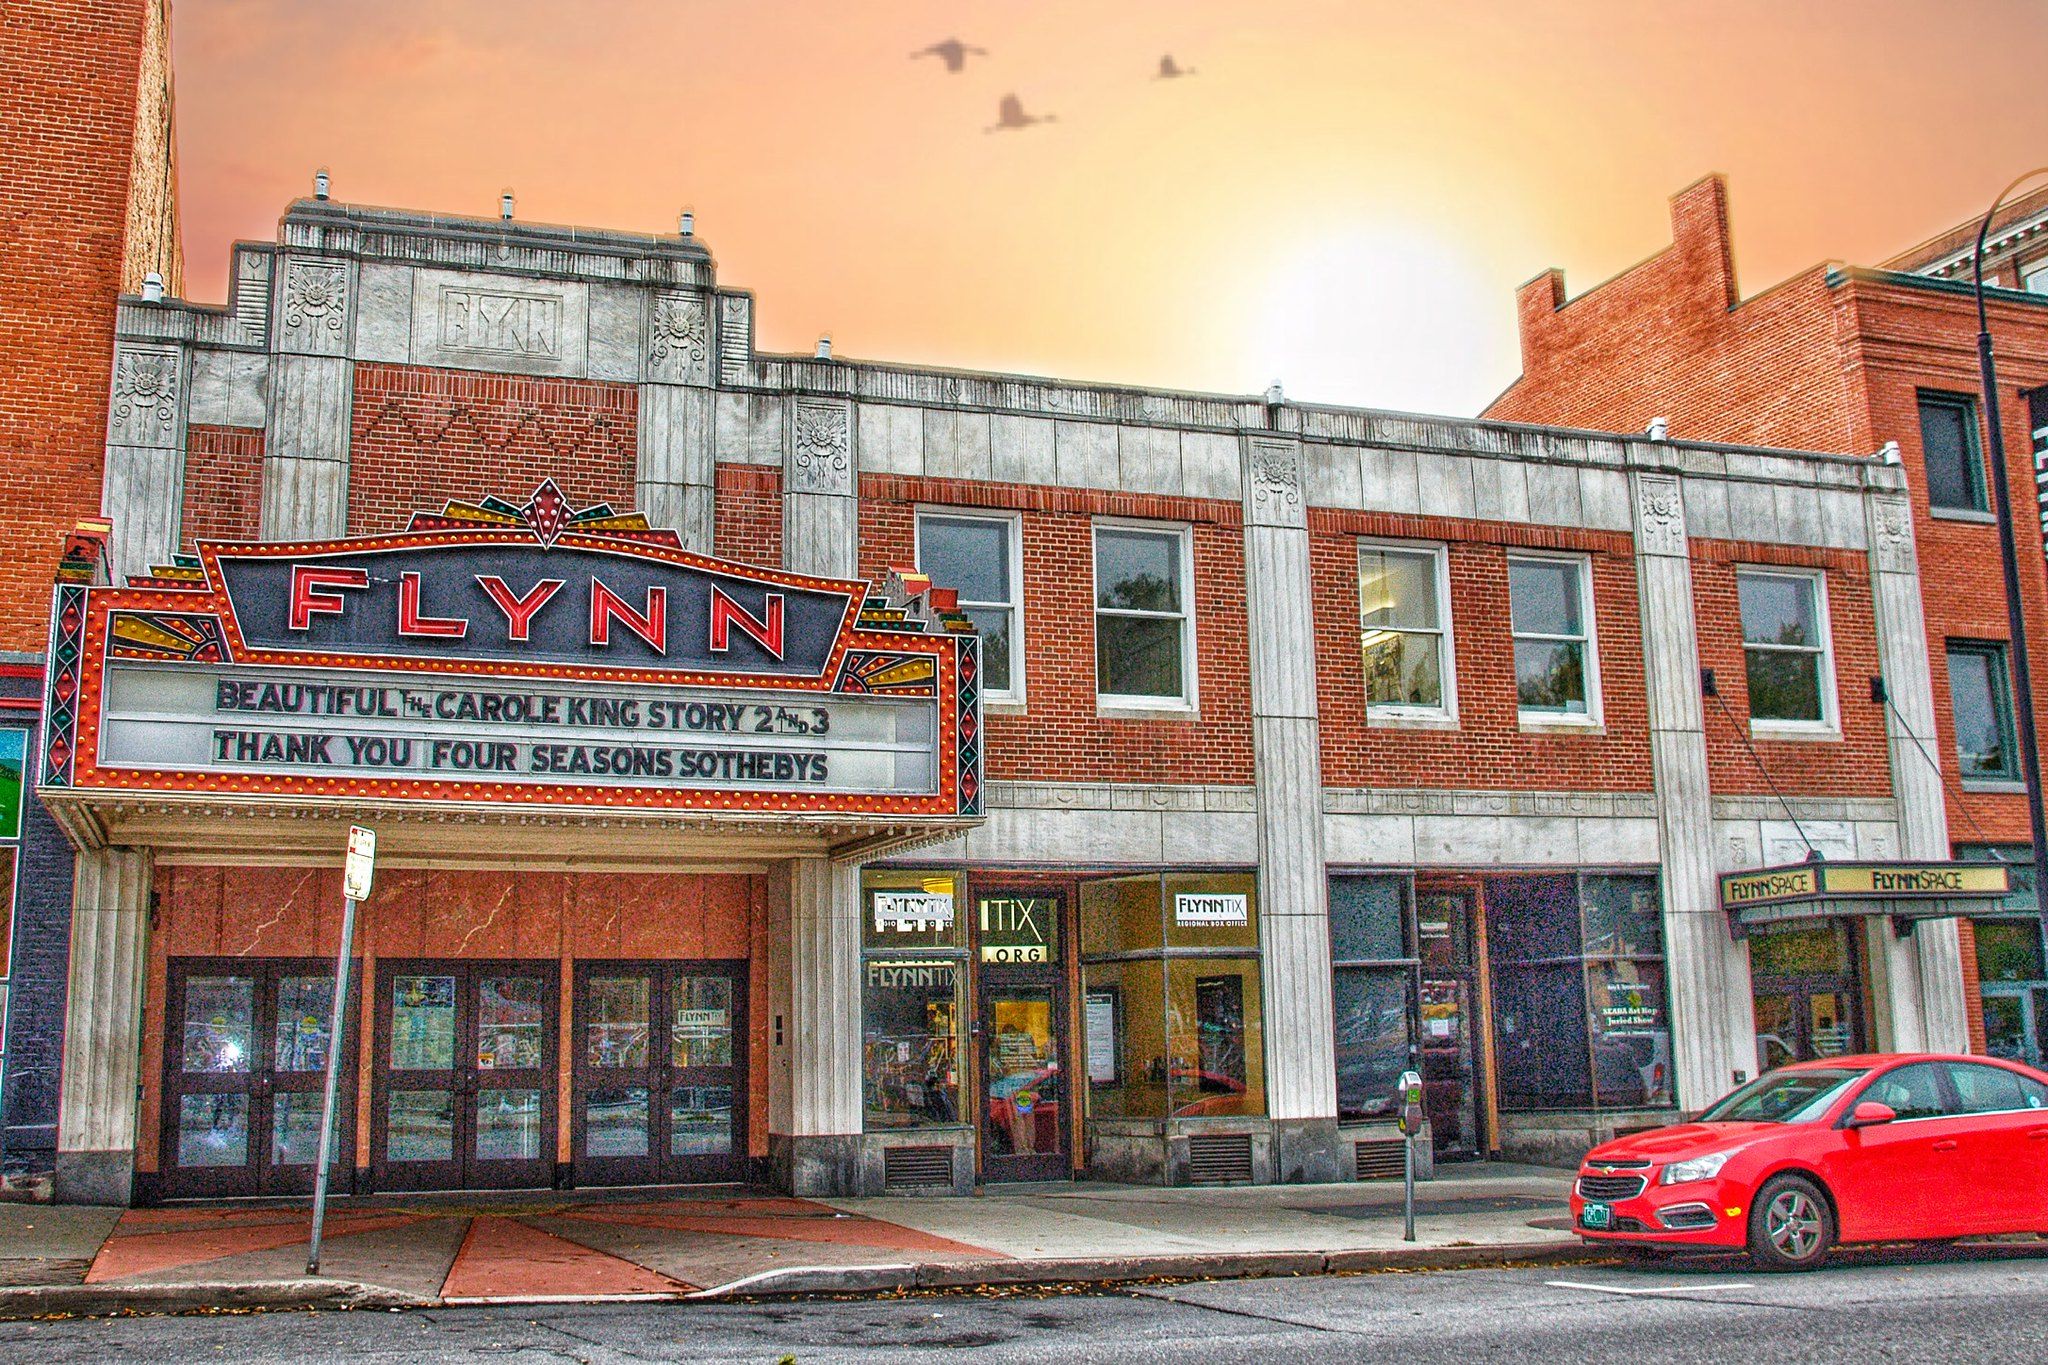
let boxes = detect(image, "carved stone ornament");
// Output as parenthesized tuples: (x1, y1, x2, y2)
(281, 259, 348, 339)
(1872, 498, 1914, 572)
(789, 400, 853, 495)
(1634, 475, 1687, 555)
(1247, 439, 1303, 517)
(108, 346, 179, 445)
(646, 291, 711, 382)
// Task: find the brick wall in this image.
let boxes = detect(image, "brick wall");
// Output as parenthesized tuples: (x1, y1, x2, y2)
(347, 364, 637, 534)
(1689, 540, 1893, 797)
(860, 475, 1254, 787)
(1309, 512, 1653, 792)
(179, 424, 264, 552)
(714, 463, 782, 567)
(0, 0, 173, 650)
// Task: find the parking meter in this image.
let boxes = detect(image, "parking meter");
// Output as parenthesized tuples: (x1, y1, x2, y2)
(1394, 1070, 1424, 1241)
(1394, 1070, 1425, 1136)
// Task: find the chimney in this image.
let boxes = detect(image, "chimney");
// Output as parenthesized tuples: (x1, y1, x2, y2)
(1669, 174, 1739, 308)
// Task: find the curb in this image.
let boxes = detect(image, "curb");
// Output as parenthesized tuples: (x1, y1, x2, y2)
(0, 1278, 434, 1321)
(690, 1239, 1592, 1300)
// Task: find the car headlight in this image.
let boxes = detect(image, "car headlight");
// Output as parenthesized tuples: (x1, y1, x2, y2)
(1659, 1151, 1733, 1186)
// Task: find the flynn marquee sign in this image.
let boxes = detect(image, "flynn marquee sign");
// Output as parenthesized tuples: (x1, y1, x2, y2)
(1720, 859, 2011, 936)
(42, 482, 982, 820)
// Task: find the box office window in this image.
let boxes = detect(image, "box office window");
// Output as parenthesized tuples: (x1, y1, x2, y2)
(1079, 872, 1264, 1120)
(1329, 874, 1418, 1123)
(1488, 872, 1670, 1112)
(861, 870, 965, 1130)
(917, 511, 1022, 700)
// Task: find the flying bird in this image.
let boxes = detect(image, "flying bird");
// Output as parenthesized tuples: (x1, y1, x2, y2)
(911, 38, 988, 74)
(986, 94, 1056, 133)
(1156, 54, 1195, 79)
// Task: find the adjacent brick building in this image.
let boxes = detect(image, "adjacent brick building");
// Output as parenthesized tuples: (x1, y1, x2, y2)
(0, 0, 180, 1170)
(1486, 175, 2048, 1065)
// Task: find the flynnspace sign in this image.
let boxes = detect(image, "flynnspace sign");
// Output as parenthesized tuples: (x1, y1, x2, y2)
(43, 483, 982, 820)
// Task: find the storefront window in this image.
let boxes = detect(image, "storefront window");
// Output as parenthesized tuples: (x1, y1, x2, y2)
(1329, 874, 1416, 1122)
(1489, 872, 1670, 1112)
(861, 870, 965, 1129)
(1080, 872, 1265, 1121)
(1974, 919, 2047, 984)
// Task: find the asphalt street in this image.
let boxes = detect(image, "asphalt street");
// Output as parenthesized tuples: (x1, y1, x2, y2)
(4, 1244, 2046, 1363)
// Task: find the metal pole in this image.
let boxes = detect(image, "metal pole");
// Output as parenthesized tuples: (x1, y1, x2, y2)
(1971, 169, 2048, 990)
(306, 892, 358, 1276)
(1402, 1131, 1416, 1242)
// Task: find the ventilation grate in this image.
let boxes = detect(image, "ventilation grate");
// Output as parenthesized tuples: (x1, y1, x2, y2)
(884, 1144, 955, 1190)
(1353, 1139, 1407, 1181)
(1186, 1132, 1255, 1185)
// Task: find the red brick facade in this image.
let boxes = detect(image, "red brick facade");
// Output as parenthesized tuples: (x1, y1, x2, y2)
(347, 365, 638, 535)
(0, 0, 176, 648)
(714, 463, 783, 568)
(859, 475, 1254, 786)
(179, 424, 263, 552)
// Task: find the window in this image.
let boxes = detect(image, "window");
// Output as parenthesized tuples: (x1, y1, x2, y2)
(1919, 392, 1987, 513)
(860, 870, 965, 1130)
(916, 511, 1022, 700)
(1329, 875, 1418, 1122)
(1737, 568, 1835, 728)
(1359, 544, 1453, 718)
(1093, 524, 1193, 706)
(1859, 1062, 1947, 1121)
(1508, 555, 1598, 720)
(1943, 1062, 2041, 1114)
(2023, 257, 2048, 296)
(1948, 642, 2018, 782)
(1488, 872, 1671, 1112)
(1079, 872, 1264, 1120)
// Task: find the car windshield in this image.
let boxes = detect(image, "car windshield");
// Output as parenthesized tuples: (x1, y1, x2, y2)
(1697, 1068, 1868, 1124)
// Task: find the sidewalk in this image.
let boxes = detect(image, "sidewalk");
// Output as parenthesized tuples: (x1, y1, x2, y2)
(0, 1163, 1584, 1318)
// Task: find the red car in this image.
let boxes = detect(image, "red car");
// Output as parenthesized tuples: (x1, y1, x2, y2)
(1570, 1053, 2048, 1269)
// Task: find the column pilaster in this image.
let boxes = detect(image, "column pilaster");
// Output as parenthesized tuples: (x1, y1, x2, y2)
(53, 847, 154, 1205)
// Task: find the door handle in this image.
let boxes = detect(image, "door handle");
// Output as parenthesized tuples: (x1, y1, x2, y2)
(1931, 1140, 1959, 1152)
(2027, 1128, 2048, 1141)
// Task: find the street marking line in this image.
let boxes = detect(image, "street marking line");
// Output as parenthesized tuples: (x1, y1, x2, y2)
(686, 1262, 917, 1298)
(1546, 1280, 1756, 1296)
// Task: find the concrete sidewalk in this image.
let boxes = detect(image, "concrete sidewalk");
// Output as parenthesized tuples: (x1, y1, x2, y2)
(0, 1163, 1584, 1318)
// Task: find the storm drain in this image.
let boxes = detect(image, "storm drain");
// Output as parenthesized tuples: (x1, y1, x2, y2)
(883, 1144, 955, 1190)
(1352, 1138, 1407, 1181)
(1186, 1132, 1255, 1184)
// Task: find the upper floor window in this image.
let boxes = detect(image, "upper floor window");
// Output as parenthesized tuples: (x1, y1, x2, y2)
(1737, 568, 1835, 730)
(1508, 554, 1598, 721)
(1948, 640, 2018, 783)
(1358, 542, 1453, 719)
(916, 510, 1022, 701)
(1094, 523, 1194, 708)
(1919, 391, 1987, 513)
(2022, 257, 2048, 296)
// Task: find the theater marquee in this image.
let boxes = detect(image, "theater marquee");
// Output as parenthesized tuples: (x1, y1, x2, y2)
(41, 483, 982, 831)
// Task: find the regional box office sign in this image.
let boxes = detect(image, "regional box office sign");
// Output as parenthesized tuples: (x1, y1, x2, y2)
(41, 483, 982, 822)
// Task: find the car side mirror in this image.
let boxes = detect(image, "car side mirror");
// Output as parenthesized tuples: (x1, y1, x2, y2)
(1847, 1101, 1896, 1128)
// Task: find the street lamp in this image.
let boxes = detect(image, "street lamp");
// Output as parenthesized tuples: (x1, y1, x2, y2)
(1969, 167, 2048, 995)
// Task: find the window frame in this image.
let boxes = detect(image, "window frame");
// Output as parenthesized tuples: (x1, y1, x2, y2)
(1736, 565, 1839, 737)
(1947, 639, 2021, 786)
(1091, 518, 1198, 712)
(914, 507, 1026, 705)
(1506, 551, 1602, 727)
(1357, 539, 1457, 723)
(1918, 389, 1990, 516)
(2021, 256, 2048, 296)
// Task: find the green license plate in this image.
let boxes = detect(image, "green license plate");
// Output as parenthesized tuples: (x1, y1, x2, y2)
(1581, 1202, 1612, 1230)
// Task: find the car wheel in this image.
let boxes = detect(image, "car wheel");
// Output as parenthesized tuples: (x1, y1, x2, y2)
(1747, 1174, 1834, 1271)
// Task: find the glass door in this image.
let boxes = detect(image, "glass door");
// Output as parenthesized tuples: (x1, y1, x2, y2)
(1749, 922, 1864, 1073)
(572, 961, 748, 1186)
(979, 973, 1065, 1181)
(1415, 890, 1483, 1160)
(161, 959, 354, 1200)
(1984, 986, 2048, 1068)
(371, 962, 556, 1192)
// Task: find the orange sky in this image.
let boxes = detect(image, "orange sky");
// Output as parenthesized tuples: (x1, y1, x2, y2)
(170, 0, 2047, 415)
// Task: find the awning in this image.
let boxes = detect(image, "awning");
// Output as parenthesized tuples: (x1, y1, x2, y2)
(1721, 859, 2012, 938)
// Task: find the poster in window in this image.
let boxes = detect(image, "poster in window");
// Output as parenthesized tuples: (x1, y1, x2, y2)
(0, 729, 22, 841)
(1084, 989, 1120, 1085)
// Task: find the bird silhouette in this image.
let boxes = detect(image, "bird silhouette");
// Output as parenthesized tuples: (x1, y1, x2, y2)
(986, 93, 1056, 133)
(1156, 54, 1195, 79)
(911, 38, 988, 74)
